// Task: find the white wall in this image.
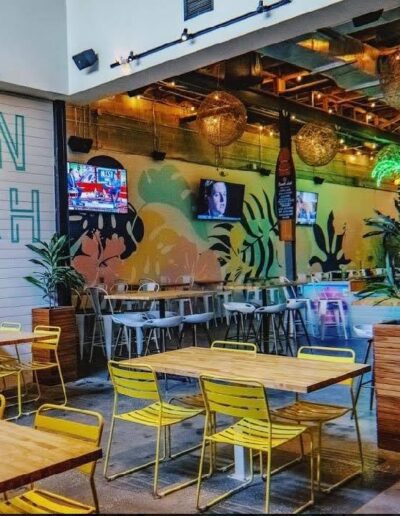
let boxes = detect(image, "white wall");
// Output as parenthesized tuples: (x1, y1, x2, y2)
(0, 0, 68, 96)
(0, 94, 56, 331)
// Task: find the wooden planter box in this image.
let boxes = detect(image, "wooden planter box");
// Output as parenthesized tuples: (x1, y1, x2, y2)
(374, 321, 400, 452)
(32, 306, 78, 384)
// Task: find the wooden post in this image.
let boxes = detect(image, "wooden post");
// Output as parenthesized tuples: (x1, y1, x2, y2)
(275, 110, 296, 281)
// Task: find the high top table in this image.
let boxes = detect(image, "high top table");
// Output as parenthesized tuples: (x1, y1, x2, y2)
(103, 290, 216, 357)
(124, 347, 370, 479)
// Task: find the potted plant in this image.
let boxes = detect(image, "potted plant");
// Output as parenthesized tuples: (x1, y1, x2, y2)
(357, 207, 400, 451)
(25, 233, 85, 383)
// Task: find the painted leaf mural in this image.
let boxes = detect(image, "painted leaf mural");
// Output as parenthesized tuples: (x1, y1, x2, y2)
(209, 189, 280, 281)
(309, 211, 351, 271)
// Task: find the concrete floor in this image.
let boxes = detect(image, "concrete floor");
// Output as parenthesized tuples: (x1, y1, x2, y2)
(9, 327, 400, 514)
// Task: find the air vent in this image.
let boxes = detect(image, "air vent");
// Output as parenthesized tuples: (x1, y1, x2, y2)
(184, 0, 213, 20)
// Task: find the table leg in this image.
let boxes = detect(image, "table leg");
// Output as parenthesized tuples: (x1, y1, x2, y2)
(229, 445, 252, 481)
(103, 315, 113, 360)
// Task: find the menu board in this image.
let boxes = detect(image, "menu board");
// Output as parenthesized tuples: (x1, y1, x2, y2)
(275, 147, 296, 241)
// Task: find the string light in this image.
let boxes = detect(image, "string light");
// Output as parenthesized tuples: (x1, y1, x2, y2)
(371, 101, 376, 108)
(339, 138, 345, 144)
(317, 93, 322, 100)
(328, 108, 333, 114)
(296, 75, 302, 82)
(291, 114, 296, 121)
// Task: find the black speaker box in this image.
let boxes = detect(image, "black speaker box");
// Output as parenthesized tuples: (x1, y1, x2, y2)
(224, 52, 263, 90)
(72, 49, 98, 70)
(68, 136, 93, 153)
(151, 150, 166, 161)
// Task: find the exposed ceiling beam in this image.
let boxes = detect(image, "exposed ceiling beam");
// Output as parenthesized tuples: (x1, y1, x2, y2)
(177, 71, 400, 145)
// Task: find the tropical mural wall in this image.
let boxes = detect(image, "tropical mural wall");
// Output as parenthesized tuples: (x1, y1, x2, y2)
(68, 152, 396, 289)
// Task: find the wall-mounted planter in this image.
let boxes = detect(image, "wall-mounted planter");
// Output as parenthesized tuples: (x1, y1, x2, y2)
(374, 320, 400, 452)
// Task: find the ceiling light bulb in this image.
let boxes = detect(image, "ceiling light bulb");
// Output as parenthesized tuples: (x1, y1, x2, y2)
(269, 130, 274, 136)
(369, 155, 374, 161)
(181, 28, 190, 41)
(396, 54, 400, 61)
(316, 93, 322, 100)
(296, 75, 302, 82)
(259, 125, 263, 131)
(357, 150, 362, 156)
(372, 143, 377, 149)
(344, 145, 348, 150)
(339, 138, 344, 144)
(190, 106, 195, 111)
(328, 108, 333, 114)
(170, 81, 176, 87)
(371, 102, 376, 108)
(291, 114, 296, 120)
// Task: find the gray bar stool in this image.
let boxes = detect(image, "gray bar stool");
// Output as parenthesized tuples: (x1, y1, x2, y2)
(178, 312, 214, 347)
(255, 303, 290, 355)
(143, 315, 184, 354)
(223, 302, 257, 342)
(286, 299, 311, 350)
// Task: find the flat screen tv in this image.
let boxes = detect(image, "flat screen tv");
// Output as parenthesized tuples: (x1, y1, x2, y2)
(296, 191, 318, 225)
(196, 179, 245, 222)
(67, 162, 128, 213)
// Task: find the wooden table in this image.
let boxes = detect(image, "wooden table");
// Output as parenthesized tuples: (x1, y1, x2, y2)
(0, 331, 53, 347)
(105, 290, 216, 318)
(125, 347, 369, 479)
(103, 290, 216, 358)
(0, 420, 102, 492)
(125, 347, 369, 394)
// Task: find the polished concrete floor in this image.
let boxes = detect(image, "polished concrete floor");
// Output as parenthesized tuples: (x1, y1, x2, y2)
(8, 326, 400, 514)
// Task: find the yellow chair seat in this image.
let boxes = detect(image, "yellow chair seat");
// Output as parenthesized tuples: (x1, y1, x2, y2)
(272, 400, 350, 423)
(0, 488, 95, 514)
(207, 418, 307, 451)
(0, 364, 19, 377)
(19, 360, 56, 371)
(116, 401, 203, 427)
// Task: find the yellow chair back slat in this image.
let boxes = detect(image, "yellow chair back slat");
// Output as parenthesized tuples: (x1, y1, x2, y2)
(108, 361, 160, 402)
(16, 492, 81, 514)
(298, 346, 355, 386)
(34, 404, 103, 477)
(32, 326, 61, 351)
(201, 376, 270, 421)
(211, 340, 257, 354)
(0, 321, 21, 332)
(0, 394, 5, 419)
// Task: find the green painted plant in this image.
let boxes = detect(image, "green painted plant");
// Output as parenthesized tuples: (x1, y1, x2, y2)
(25, 234, 85, 308)
(371, 144, 400, 186)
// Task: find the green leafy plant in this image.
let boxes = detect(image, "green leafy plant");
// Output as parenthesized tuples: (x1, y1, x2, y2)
(359, 207, 400, 303)
(25, 234, 85, 308)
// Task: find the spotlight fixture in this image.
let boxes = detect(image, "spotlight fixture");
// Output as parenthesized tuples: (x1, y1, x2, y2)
(256, 0, 264, 13)
(72, 49, 98, 70)
(151, 150, 166, 161)
(181, 28, 191, 41)
(313, 176, 325, 185)
(258, 167, 271, 176)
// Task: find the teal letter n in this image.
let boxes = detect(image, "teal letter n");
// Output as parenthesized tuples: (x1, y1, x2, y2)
(0, 113, 25, 171)
(10, 188, 40, 243)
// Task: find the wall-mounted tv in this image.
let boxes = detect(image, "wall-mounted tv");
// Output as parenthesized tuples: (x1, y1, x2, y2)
(196, 178, 245, 222)
(67, 162, 128, 213)
(296, 191, 318, 225)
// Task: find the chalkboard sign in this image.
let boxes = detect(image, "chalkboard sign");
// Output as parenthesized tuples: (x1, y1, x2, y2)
(275, 147, 296, 220)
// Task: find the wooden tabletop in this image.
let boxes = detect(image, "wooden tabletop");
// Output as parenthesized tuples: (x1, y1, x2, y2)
(105, 289, 216, 301)
(224, 281, 306, 291)
(124, 347, 370, 393)
(0, 420, 102, 492)
(0, 331, 53, 347)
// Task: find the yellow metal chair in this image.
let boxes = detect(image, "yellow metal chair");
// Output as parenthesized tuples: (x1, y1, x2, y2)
(0, 403, 104, 514)
(0, 394, 5, 419)
(18, 326, 66, 414)
(196, 374, 314, 513)
(0, 321, 22, 365)
(104, 360, 204, 498)
(272, 346, 363, 493)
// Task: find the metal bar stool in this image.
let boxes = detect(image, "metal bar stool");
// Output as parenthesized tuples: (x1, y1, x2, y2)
(286, 299, 311, 351)
(178, 312, 214, 347)
(223, 302, 257, 343)
(255, 303, 290, 354)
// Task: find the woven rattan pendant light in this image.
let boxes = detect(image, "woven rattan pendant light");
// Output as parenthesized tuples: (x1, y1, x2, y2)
(295, 122, 339, 167)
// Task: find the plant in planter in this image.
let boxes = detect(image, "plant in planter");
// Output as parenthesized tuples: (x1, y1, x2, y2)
(25, 233, 85, 382)
(25, 233, 85, 307)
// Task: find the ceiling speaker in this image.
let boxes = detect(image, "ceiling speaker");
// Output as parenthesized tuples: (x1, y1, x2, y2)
(313, 176, 325, 185)
(72, 49, 98, 70)
(224, 52, 263, 90)
(68, 136, 93, 153)
(151, 150, 166, 161)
